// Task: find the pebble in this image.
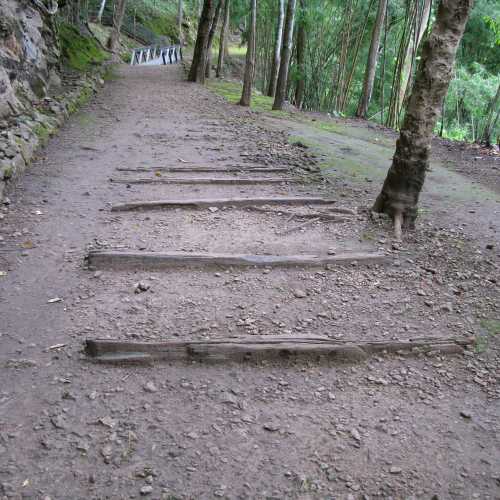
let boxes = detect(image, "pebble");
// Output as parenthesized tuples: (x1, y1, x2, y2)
(144, 382, 158, 393)
(140, 485, 153, 495)
(460, 410, 472, 419)
(389, 466, 402, 474)
(134, 282, 150, 293)
(293, 289, 307, 298)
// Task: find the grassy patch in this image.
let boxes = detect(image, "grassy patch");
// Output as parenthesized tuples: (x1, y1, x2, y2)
(228, 45, 247, 57)
(58, 23, 109, 72)
(475, 319, 500, 353)
(206, 80, 290, 117)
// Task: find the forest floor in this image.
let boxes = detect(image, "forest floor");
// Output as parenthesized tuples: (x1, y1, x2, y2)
(0, 64, 499, 500)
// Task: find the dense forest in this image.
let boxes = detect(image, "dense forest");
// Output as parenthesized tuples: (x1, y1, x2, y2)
(63, 0, 499, 146)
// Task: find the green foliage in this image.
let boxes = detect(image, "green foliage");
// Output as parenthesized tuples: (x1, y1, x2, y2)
(439, 64, 500, 142)
(58, 23, 108, 71)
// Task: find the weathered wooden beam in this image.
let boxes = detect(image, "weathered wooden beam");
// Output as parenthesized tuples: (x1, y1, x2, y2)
(115, 166, 291, 173)
(109, 177, 300, 185)
(111, 196, 338, 212)
(85, 335, 474, 364)
(85, 250, 388, 270)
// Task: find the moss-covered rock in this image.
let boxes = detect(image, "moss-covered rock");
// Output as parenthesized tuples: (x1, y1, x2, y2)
(58, 23, 109, 72)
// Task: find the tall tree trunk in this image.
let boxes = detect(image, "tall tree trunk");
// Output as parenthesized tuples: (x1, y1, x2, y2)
(480, 82, 500, 146)
(188, 0, 216, 83)
(272, 0, 296, 110)
(97, 0, 107, 23)
(239, 0, 257, 106)
(107, 0, 127, 52)
(267, 0, 285, 97)
(205, 0, 223, 78)
(178, 0, 183, 44)
(216, 0, 230, 77)
(373, 0, 474, 239)
(294, 0, 306, 109)
(397, 0, 432, 116)
(356, 0, 387, 118)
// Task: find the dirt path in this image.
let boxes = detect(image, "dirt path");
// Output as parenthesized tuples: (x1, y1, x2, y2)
(0, 65, 499, 499)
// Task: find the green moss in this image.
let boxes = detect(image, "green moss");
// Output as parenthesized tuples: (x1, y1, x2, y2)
(2, 166, 13, 180)
(206, 80, 290, 117)
(33, 123, 51, 142)
(58, 23, 109, 72)
(475, 319, 500, 353)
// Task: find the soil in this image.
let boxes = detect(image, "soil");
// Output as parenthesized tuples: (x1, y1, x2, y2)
(0, 64, 498, 500)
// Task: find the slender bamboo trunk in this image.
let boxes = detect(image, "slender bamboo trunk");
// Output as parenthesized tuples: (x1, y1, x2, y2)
(97, 0, 107, 23)
(272, 0, 296, 110)
(294, 0, 306, 109)
(267, 0, 285, 97)
(205, 0, 223, 78)
(373, 0, 474, 236)
(107, 0, 127, 52)
(480, 82, 500, 145)
(188, 0, 216, 83)
(356, 0, 388, 118)
(178, 0, 183, 44)
(216, 0, 230, 77)
(240, 0, 257, 106)
(397, 0, 432, 119)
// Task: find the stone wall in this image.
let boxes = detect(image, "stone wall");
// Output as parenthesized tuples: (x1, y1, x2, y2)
(0, 0, 106, 202)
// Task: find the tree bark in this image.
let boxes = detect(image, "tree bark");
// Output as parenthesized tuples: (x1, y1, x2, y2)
(216, 0, 230, 77)
(205, 0, 223, 78)
(188, 0, 216, 83)
(97, 0, 107, 23)
(107, 0, 127, 52)
(480, 82, 500, 146)
(239, 0, 257, 106)
(373, 0, 474, 236)
(272, 0, 296, 110)
(178, 0, 183, 44)
(267, 0, 285, 97)
(356, 0, 387, 118)
(294, 0, 306, 109)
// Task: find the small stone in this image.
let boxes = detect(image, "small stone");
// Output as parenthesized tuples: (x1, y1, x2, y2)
(327, 248, 336, 255)
(440, 302, 453, 313)
(460, 410, 472, 419)
(134, 282, 150, 293)
(293, 289, 307, 298)
(263, 422, 280, 432)
(389, 466, 402, 474)
(144, 382, 158, 393)
(140, 485, 153, 495)
(350, 428, 361, 441)
(208, 206, 219, 213)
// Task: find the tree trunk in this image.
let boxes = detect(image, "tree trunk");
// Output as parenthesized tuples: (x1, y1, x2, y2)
(272, 0, 296, 110)
(178, 0, 183, 44)
(205, 0, 223, 78)
(239, 0, 257, 106)
(356, 0, 387, 118)
(216, 0, 231, 77)
(107, 0, 127, 52)
(294, 0, 306, 109)
(373, 0, 474, 238)
(267, 0, 285, 98)
(188, 0, 216, 83)
(97, 0, 107, 23)
(480, 82, 500, 146)
(397, 0, 432, 116)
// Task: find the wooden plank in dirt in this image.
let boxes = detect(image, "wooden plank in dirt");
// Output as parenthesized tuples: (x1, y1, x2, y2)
(111, 196, 338, 212)
(109, 177, 300, 185)
(85, 335, 474, 364)
(85, 250, 388, 270)
(116, 166, 291, 173)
